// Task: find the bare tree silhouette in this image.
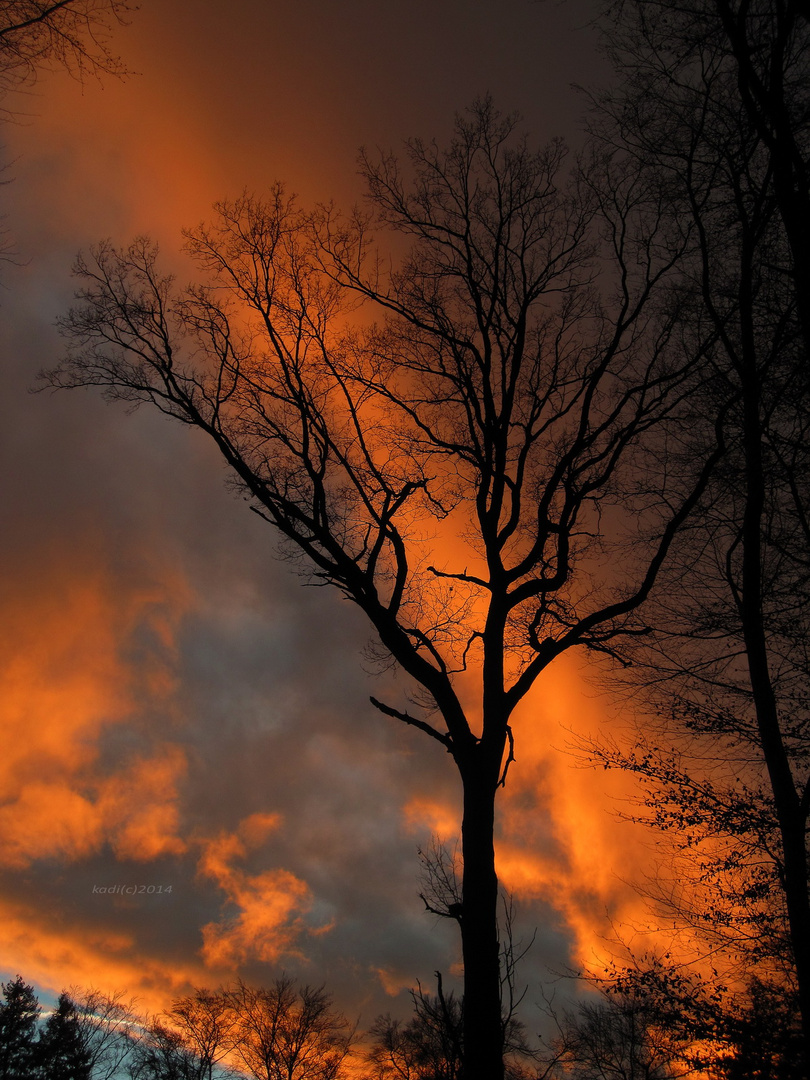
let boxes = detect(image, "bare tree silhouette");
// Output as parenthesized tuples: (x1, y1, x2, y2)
(47, 101, 717, 1078)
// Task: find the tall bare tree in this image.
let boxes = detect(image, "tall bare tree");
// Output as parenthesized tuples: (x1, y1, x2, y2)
(46, 101, 717, 1079)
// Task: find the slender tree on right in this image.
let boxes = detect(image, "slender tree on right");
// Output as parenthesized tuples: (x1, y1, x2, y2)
(587, 0, 810, 1066)
(710, 0, 810, 345)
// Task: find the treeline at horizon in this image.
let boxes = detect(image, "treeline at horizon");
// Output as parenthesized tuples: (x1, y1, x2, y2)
(0, 965, 802, 1079)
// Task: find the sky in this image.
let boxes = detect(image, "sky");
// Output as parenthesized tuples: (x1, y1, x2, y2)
(0, 0, 658, 1038)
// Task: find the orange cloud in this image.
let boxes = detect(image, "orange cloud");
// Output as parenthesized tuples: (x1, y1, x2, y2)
(200, 869, 314, 969)
(0, 548, 193, 869)
(373, 966, 418, 998)
(99, 748, 189, 863)
(499, 652, 654, 965)
(402, 797, 459, 843)
(197, 814, 317, 969)
(0, 892, 213, 1016)
(0, 783, 103, 867)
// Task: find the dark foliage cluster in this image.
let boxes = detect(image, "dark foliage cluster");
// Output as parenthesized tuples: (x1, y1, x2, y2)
(0, 975, 130, 1080)
(537, 965, 805, 1079)
(560, 0, 810, 1073)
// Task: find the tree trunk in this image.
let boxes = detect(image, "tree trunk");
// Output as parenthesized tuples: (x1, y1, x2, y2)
(739, 404, 810, 1064)
(736, 322, 810, 1066)
(459, 752, 504, 1080)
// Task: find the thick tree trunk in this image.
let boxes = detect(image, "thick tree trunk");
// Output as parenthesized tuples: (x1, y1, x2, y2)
(458, 754, 504, 1080)
(739, 402, 810, 1064)
(736, 319, 810, 1065)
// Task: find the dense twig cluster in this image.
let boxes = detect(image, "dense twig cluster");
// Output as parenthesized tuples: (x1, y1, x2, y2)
(0, 0, 133, 100)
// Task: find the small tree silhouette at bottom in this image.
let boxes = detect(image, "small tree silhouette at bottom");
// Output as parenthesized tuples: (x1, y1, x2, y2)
(368, 985, 464, 1080)
(0, 975, 40, 1080)
(128, 1020, 206, 1080)
(37, 992, 92, 1080)
(226, 978, 355, 1080)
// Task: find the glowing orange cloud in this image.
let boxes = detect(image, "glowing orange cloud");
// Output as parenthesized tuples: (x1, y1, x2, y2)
(0, 506, 217, 1008)
(100, 748, 189, 863)
(0, 547, 323, 1007)
(403, 797, 459, 843)
(499, 652, 655, 965)
(0, 549, 193, 870)
(373, 966, 414, 998)
(0, 891, 212, 1016)
(197, 814, 318, 968)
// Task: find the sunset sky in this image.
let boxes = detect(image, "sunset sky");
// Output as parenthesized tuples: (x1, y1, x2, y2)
(0, 0, 657, 1035)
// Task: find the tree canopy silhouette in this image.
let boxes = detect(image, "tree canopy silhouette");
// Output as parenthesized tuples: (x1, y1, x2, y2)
(579, 0, 810, 1067)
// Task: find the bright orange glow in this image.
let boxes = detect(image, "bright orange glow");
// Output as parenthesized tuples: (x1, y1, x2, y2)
(197, 815, 316, 967)
(403, 797, 459, 843)
(101, 748, 189, 862)
(500, 652, 655, 965)
(399, 651, 655, 971)
(0, 549, 192, 869)
(0, 892, 210, 1015)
